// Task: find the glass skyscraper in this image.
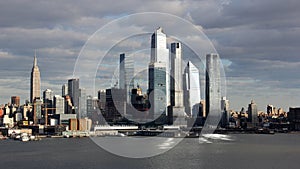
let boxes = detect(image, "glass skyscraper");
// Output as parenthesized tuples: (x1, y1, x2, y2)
(53, 95, 65, 115)
(149, 63, 167, 119)
(150, 27, 170, 104)
(170, 42, 185, 118)
(248, 100, 258, 126)
(183, 61, 201, 117)
(119, 53, 134, 103)
(148, 27, 170, 119)
(68, 78, 80, 116)
(205, 53, 221, 117)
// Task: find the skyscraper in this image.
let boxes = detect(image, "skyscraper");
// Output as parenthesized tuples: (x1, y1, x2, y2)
(170, 42, 184, 107)
(183, 61, 201, 117)
(170, 42, 185, 117)
(205, 53, 221, 117)
(30, 52, 41, 103)
(62, 84, 68, 96)
(68, 78, 80, 116)
(148, 27, 170, 120)
(150, 27, 170, 105)
(221, 97, 229, 127)
(119, 53, 134, 103)
(43, 89, 53, 114)
(53, 95, 65, 114)
(149, 63, 167, 119)
(98, 90, 106, 110)
(43, 89, 53, 103)
(33, 98, 42, 124)
(248, 100, 258, 126)
(79, 88, 87, 118)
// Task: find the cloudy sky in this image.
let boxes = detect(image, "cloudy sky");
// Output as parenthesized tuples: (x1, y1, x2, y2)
(1, 0, 300, 111)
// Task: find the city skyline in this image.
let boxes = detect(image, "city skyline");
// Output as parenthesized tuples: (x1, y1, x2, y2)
(1, 0, 300, 112)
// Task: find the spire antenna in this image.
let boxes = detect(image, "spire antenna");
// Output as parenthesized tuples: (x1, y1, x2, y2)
(33, 49, 37, 67)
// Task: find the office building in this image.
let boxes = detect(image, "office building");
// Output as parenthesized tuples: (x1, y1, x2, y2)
(148, 27, 170, 120)
(148, 62, 167, 119)
(170, 42, 185, 117)
(62, 84, 68, 96)
(53, 95, 65, 114)
(150, 27, 170, 105)
(119, 53, 134, 103)
(30, 52, 41, 103)
(248, 100, 258, 126)
(105, 88, 125, 122)
(64, 95, 74, 114)
(98, 90, 106, 110)
(183, 61, 201, 117)
(79, 88, 87, 119)
(205, 53, 221, 117)
(43, 89, 53, 114)
(221, 97, 229, 127)
(33, 98, 43, 124)
(288, 107, 300, 130)
(68, 78, 80, 116)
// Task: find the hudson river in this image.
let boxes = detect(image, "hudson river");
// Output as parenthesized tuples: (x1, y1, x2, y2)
(0, 134, 299, 169)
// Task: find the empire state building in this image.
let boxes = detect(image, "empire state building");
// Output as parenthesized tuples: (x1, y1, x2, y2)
(30, 52, 41, 103)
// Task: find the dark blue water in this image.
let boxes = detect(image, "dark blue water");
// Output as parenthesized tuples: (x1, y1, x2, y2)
(0, 134, 299, 169)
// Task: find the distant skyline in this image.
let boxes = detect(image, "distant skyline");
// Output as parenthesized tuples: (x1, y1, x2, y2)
(1, 0, 300, 111)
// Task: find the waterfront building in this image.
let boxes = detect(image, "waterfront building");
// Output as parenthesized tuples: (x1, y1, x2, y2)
(79, 118, 92, 131)
(205, 53, 221, 117)
(288, 107, 300, 130)
(30, 52, 41, 103)
(105, 88, 125, 122)
(183, 61, 201, 117)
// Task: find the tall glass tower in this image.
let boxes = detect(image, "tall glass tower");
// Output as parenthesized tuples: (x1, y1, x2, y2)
(119, 53, 134, 103)
(68, 78, 80, 116)
(149, 63, 167, 119)
(149, 27, 170, 119)
(150, 27, 170, 104)
(30, 52, 41, 103)
(170, 42, 185, 118)
(205, 53, 221, 117)
(183, 61, 201, 117)
(248, 100, 258, 126)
